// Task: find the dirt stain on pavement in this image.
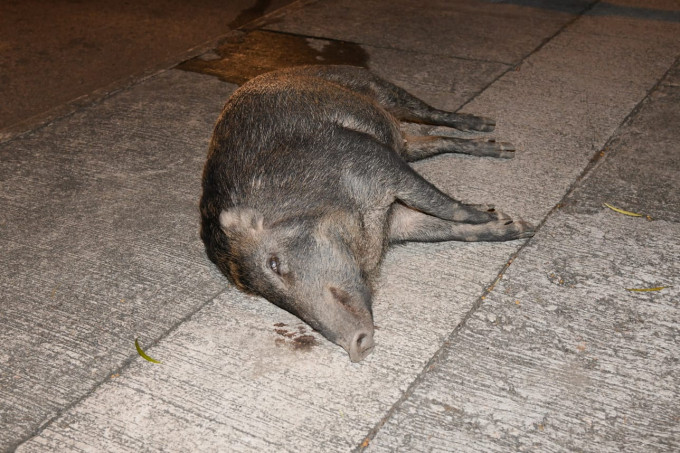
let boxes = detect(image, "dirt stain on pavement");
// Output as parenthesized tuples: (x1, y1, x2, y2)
(272, 322, 319, 352)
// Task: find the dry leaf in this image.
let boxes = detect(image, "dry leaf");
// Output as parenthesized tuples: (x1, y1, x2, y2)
(135, 338, 162, 364)
(626, 286, 671, 292)
(603, 203, 643, 217)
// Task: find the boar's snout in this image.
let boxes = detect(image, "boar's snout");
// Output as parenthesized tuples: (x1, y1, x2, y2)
(348, 329, 375, 362)
(327, 286, 375, 362)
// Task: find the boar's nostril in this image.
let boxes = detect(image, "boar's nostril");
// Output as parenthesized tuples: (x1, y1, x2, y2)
(349, 329, 375, 363)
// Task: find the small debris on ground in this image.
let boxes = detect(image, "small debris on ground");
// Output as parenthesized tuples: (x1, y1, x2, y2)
(135, 338, 162, 364)
(603, 202, 652, 220)
(625, 286, 671, 292)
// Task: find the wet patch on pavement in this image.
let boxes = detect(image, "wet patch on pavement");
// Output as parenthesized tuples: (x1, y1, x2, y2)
(176, 30, 368, 85)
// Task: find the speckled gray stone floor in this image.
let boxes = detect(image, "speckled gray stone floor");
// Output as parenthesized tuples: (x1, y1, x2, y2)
(1, 1, 679, 452)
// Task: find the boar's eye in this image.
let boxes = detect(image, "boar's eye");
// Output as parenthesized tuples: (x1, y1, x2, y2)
(267, 255, 282, 276)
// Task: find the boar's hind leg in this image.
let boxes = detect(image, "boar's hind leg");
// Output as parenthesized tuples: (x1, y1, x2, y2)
(389, 203, 534, 243)
(303, 66, 494, 132)
(389, 98, 496, 133)
(403, 135, 515, 162)
(358, 71, 495, 132)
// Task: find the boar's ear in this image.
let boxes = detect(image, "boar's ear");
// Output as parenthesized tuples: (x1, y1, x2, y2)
(219, 207, 264, 234)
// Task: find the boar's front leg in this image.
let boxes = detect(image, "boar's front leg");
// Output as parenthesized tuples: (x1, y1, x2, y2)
(384, 154, 499, 224)
(356, 68, 496, 132)
(388, 203, 534, 243)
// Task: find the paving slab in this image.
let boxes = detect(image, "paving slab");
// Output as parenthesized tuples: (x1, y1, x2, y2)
(563, 82, 680, 223)
(368, 56, 680, 453)
(420, 1, 680, 223)
(0, 70, 233, 450)
(368, 211, 679, 452)
(15, 241, 524, 452)
(262, 0, 592, 65)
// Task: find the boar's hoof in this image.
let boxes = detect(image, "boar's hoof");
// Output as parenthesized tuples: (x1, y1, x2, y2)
(349, 329, 375, 362)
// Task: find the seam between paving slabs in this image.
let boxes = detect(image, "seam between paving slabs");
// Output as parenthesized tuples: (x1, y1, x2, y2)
(0, 0, 317, 146)
(9, 288, 229, 453)
(351, 1, 629, 450)
(456, 0, 600, 112)
(357, 25, 680, 453)
(552, 52, 680, 226)
(352, 51, 680, 452)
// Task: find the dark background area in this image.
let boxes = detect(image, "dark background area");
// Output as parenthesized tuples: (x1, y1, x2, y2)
(0, 0, 294, 131)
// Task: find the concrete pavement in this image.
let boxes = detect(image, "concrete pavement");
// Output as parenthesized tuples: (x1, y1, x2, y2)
(1, 0, 679, 451)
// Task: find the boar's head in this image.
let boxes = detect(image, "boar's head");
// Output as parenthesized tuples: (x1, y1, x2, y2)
(202, 205, 376, 362)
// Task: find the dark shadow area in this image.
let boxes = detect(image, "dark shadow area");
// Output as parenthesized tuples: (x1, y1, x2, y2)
(229, 0, 274, 29)
(487, 0, 680, 22)
(0, 0, 295, 133)
(589, 2, 680, 23)
(177, 30, 369, 85)
(484, 0, 595, 14)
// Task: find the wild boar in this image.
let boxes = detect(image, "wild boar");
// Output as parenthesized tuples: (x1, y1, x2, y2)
(200, 65, 533, 362)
